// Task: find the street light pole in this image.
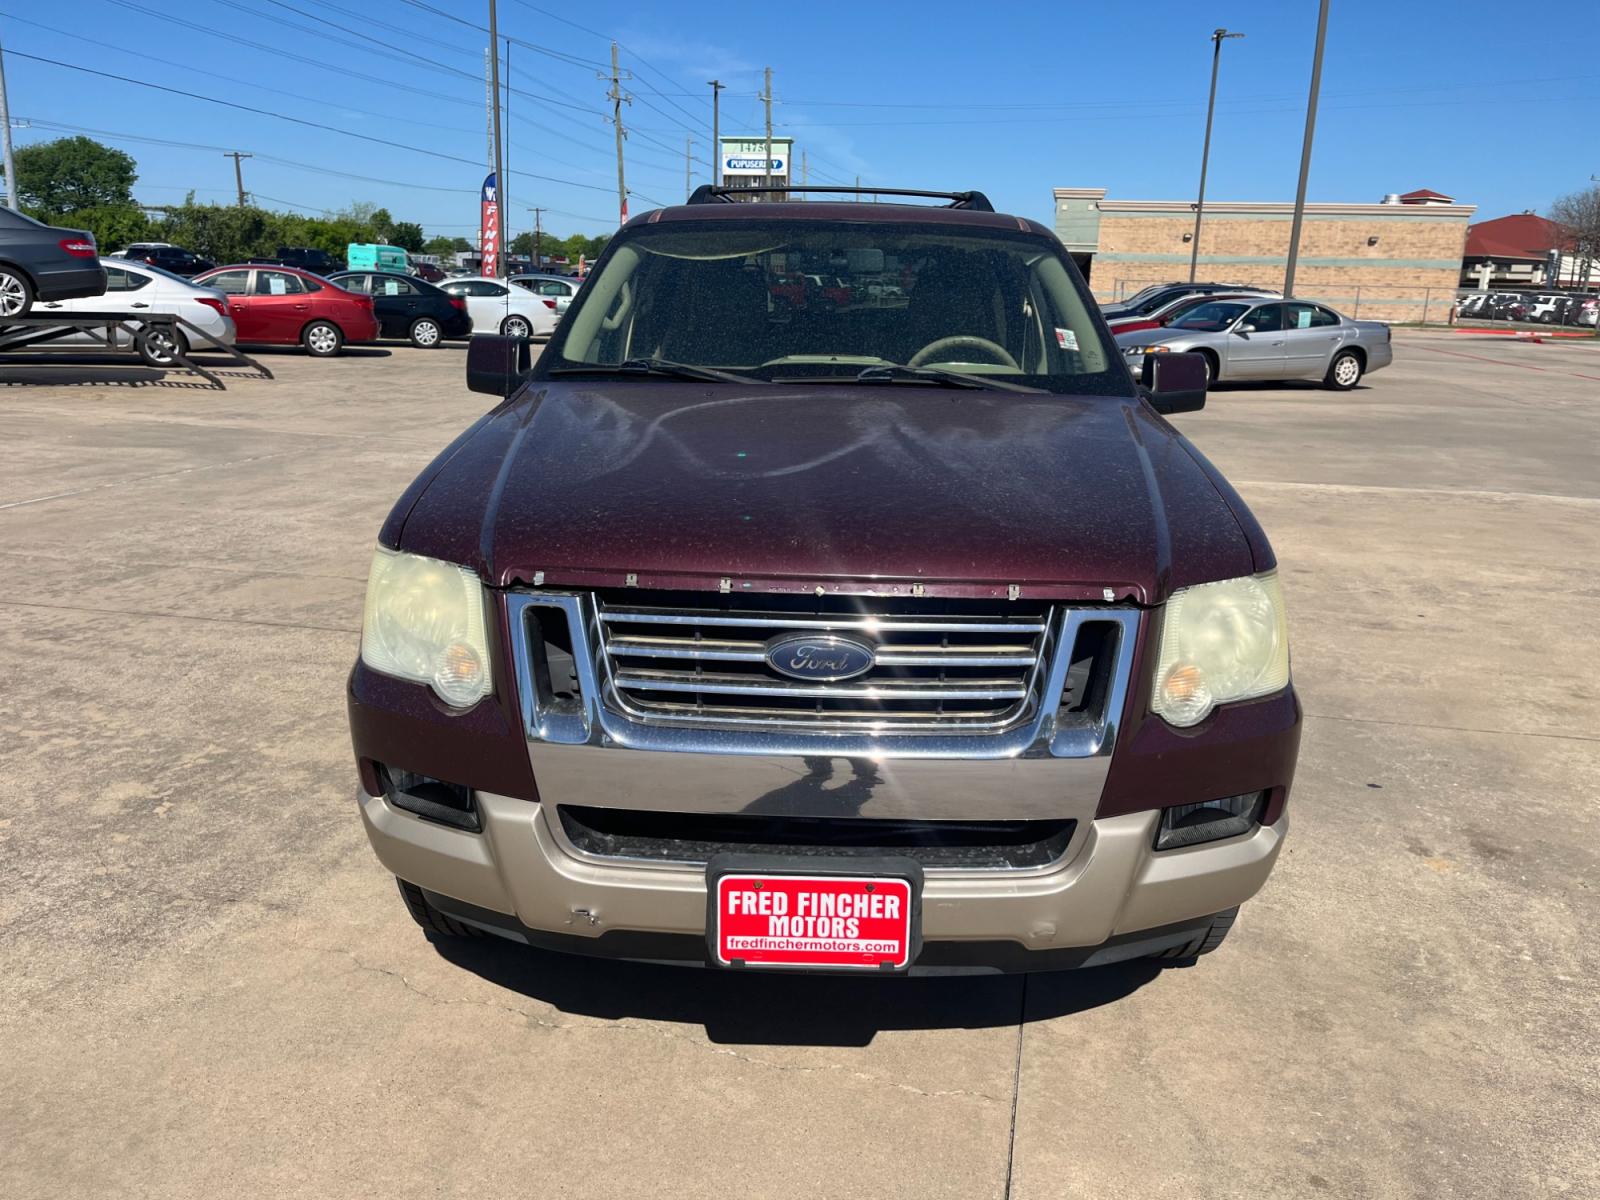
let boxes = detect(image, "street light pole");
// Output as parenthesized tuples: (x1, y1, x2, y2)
(1189, 28, 1243, 284)
(1283, 0, 1330, 300)
(708, 79, 725, 186)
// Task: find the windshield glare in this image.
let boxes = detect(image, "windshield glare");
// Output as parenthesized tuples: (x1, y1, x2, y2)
(1171, 301, 1250, 331)
(542, 220, 1128, 394)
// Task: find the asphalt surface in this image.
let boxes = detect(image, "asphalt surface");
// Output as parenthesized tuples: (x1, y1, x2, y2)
(2, 331, 1597, 1198)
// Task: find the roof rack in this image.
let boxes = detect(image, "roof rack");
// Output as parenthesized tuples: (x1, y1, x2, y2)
(685, 184, 994, 212)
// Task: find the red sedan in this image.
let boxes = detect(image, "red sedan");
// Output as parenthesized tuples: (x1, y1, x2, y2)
(192, 263, 379, 356)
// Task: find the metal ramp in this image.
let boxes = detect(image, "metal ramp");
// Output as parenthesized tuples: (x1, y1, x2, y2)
(0, 311, 272, 389)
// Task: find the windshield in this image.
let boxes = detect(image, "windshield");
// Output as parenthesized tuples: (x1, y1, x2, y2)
(1170, 301, 1250, 331)
(539, 219, 1128, 395)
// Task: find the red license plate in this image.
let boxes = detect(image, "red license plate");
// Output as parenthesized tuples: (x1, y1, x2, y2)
(710, 871, 917, 971)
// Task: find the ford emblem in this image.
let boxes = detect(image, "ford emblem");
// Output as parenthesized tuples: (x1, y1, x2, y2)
(764, 633, 876, 682)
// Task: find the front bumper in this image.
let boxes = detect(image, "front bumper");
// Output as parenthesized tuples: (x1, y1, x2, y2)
(360, 786, 1287, 972)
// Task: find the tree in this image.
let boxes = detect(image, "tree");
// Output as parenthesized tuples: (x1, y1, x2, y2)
(390, 221, 425, 253)
(70, 204, 152, 251)
(1550, 185, 1600, 306)
(451, 237, 473, 253)
(10, 136, 137, 216)
(422, 235, 457, 257)
(509, 230, 537, 256)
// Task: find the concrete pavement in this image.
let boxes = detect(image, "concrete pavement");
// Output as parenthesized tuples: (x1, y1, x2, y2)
(1, 331, 1596, 1198)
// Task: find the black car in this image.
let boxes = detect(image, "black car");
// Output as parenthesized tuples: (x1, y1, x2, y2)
(121, 243, 214, 276)
(1101, 281, 1275, 320)
(327, 271, 472, 347)
(0, 208, 106, 317)
(261, 246, 344, 275)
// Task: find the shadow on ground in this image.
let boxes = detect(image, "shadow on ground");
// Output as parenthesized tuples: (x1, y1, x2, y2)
(431, 935, 1164, 1046)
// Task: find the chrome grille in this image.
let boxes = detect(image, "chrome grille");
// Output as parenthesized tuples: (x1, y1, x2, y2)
(592, 592, 1056, 733)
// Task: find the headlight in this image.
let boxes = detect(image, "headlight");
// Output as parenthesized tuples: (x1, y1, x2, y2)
(1151, 572, 1289, 727)
(1123, 344, 1169, 356)
(360, 547, 492, 709)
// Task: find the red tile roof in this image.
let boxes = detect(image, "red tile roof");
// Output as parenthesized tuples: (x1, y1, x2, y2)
(1400, 188, 1454, 201)
(1464, 213, 1573, 260)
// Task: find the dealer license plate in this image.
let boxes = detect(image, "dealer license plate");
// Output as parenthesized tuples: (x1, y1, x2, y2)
(707, 857, 921, 972)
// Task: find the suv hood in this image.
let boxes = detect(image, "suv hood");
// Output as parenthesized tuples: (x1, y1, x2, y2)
(393, 381, 1261, 604)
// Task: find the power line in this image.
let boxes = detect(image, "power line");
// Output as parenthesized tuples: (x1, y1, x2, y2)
(396, 0, 610, 70)
(5, 50, 620, 195)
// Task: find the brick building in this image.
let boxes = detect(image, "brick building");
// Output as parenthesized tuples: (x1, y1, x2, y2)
(1054, 187, 1476, 322)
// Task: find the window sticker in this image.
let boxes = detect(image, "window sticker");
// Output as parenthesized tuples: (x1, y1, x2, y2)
(1055, 327, 1079, 351)
(268, 275, 287, 295)
(384, 280, 400, 295)
(1295, 309, 1312, 329)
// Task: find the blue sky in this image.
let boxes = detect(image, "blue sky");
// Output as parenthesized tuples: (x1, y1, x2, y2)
(2, 0, 1594, 243)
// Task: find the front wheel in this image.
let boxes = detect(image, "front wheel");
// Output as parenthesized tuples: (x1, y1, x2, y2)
(0, 266, 34, 318)
(1150, 907, 1238, 960)
(500, 314, 532, 339)
(396, 879, 484, 939)
(409, 316, 442, 348)
(1325, 349, 1363, 390)
(302, 320, 343, 357)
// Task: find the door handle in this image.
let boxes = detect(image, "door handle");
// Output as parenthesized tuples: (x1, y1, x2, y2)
(131, 302, 150, 309)
(294, 303, 309, 310)
(1271, 340, 1285, 347)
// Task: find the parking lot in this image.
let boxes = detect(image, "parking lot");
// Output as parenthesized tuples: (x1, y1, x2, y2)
(2, 331, 1597, 1198)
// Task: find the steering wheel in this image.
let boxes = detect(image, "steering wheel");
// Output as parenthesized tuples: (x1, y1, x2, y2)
(907, 335, 1019, 370)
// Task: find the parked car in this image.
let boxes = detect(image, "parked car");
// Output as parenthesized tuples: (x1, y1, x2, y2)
(1525, 294, 1565, 324)
(509, 272, 579, 313)
(192, 263, 378, 356)
(0, 208, 105, 317)
(119, 243, 214, 277)
(328, 270, 472, 347)
(349, 185, 1300, 976)
(1455, 293, 1490, 319)
(253, 246, 344, 276)
(1107, 290, 1278, 336)
(1101, 281, 1276, 320)
(32, 258, 235, 365)
(1118, 297, 1392, 389)
(1576, 297, 1599, 327)
(439, 275, 559, 338)
(412, 261, 447, 283)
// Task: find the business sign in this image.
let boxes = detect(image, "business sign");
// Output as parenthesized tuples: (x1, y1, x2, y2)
(719, 137, 793, 178)
(479, 172, 500, 277)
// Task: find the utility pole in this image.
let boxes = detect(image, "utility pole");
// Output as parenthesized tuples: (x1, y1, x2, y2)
(528, 206, 543, 270)
(224, 151, 252, 207)
(603, 42, 630, 225)
(761, 66, 773, 192)
(0, 36, 18, 211)
(685, 136, 693, 201)
(502, 37, 511, 262)
(708, 79, 725, 186)
(1189, 28, 1243, 283)
(1283, 0, 1329, 300)
(487, 0, 505, 277)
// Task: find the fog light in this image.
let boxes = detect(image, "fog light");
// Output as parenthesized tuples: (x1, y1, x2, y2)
(381, 766, 479, 832)
(1155, 791, 1265, 850)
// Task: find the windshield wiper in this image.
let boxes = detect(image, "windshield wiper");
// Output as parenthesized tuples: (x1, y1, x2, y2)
(855, 364, 1041, 393)
(548, 357, 764, 384)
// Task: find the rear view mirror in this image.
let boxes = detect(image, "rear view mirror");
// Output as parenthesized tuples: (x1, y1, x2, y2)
(466, 334, 531, 397)
(1235, 324, 1256, 335)
(1140, 351, 1207, 415)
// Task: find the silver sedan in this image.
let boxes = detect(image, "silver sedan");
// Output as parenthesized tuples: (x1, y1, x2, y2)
(1117, 297, 1393, 390)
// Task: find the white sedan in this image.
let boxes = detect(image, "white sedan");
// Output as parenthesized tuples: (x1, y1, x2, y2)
(440, 276, 559, 339)
(34, 258, 236, 365)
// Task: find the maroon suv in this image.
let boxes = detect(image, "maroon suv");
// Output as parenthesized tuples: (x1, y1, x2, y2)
(348, 186, 1301, 975)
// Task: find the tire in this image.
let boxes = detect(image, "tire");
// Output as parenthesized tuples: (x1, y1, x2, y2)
(1325, 349, 1363, 390)
(302, 320, 343, 357)
(0, 265, 34, 318)
(1196, 349, 1217, 386)
(1151, 907, 1239, 960)
(500, 314, 532, 339)
(136, 325, 188, 367)
(396, 879, 485, 939)
(409, 316, 443, 348)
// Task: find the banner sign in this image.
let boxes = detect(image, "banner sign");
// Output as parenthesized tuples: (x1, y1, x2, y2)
(479, 172, 500, 278)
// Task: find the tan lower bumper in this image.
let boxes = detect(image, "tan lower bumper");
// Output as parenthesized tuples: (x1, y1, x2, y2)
(360, 790, 1286, 953)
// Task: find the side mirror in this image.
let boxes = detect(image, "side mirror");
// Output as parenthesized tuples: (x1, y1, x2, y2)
(1235, 323, 1256, 336)
(466, 333, 531, 397)
(1140, 351, 1207, 415)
